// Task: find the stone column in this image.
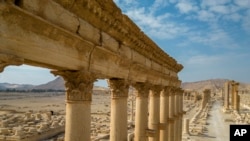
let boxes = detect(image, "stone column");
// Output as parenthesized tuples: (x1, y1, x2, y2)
(174, 89, 179, 141)
(148, 85, 162, 141)
(133, 82, 150, 141)
(233, 83, 239, 111)
(168, 87, 175, 141)
(159, 86, 170, 141)
(0, 53, 23, 72)
(230, 81, 235, 108)
(236, 94, 240, 111)
(202, 89, 210, 110)
(108, 78, 129, 141)
(183, 118, 190, 135)
(51, 70, 96, 141)
(224, 81, 229, 110)
(178, 89, 184, 141)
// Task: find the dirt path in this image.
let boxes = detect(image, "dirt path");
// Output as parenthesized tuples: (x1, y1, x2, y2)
(190, 100, 232, 141)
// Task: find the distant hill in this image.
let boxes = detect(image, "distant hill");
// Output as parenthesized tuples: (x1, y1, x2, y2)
(34, 77, 64, 90)
(0, 83, 34, 90)
(0, 77, 108, 91)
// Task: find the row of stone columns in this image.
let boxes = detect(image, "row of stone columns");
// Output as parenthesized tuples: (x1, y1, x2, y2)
(0, 60, 184, 141)
(224, 80, 240, 111)
(134, 84, 184, 141)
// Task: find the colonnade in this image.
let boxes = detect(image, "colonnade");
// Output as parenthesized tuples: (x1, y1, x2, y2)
(224, 80, 240, 111)
(50, 70, 184, 141)
(0, 1, 184, 140)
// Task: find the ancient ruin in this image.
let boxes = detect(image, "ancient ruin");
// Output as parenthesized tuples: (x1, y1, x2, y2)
(223, 81, 240, 113)
(0, 0, 183, 141)
(0, 110, 65, 141)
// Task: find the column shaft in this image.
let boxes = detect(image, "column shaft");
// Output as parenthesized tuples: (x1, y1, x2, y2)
(148, 85, 161, 141)
(183, 118, 190, 134)
(231, 81, 235, 108)
(65, 101, 91, 141)
(51, 70, 95, 141)
(134, 83, 149, 141)
(111, 98, 127, 140)
(233, 83, 239, 111)
(174, 92, 179, 141)
(159, 87, 169, 141)
(180, 90, 184, 141)
(224, 82, 229, 109)
(168, 87, 175, 141)
(108, 78, 129, 141)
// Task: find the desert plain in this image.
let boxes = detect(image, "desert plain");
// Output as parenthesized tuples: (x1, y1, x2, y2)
(1, 80, 250, 141)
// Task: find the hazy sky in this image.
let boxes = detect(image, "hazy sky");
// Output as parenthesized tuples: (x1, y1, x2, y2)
(0, 0, 250, 85)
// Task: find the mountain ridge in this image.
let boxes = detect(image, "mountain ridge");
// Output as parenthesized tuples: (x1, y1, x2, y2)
(1, 78, 249, 92)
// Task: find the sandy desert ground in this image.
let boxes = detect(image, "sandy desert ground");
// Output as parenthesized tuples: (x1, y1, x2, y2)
(1, 91, 250, 141)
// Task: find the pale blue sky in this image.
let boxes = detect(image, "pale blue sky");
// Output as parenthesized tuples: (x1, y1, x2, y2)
(0, 0, 250, 85)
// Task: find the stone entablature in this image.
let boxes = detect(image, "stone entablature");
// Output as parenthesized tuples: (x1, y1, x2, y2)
(0, 0, 182, 86)
(20, 0, 182, 73)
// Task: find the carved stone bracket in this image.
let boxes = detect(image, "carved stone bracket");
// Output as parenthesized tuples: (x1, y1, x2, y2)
(108, 78, 129, 98)
(133, 82, 150, 98)
(0, 53, 23, 72)
(51, 70, 96, 101)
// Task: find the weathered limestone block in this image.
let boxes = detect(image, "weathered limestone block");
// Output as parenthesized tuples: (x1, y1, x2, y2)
(38, 123, 49, 132)
(35, 113, 42, 121)
(21, 0, 79, 33)
(0, 128, 9, 135)
(151, 61, 162, 72)
(28, 127, 37, 134)
(0, 120, 8, 128)
(51, 121, 60, 128)
(145, 58, 152, 68)
(78, 18, 100, 44)
(102, 32, 119, 53)
(43, 112, 52, 121)
(119, 45, 132, 59)
(132, 50, 146, 65)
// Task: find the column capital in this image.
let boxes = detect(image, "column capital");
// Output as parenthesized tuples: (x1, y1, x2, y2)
(177, 88, 184, 94)
(230, 80, 235, 86)
(171, 87, 179, 95)
(108, 78, 129, 98)
(160, 86, 172, 97)
(51, 70, 96, 102)
(0, 53, 23, 72)
(133, 82, 150, 98)
(149, 85, 162, 97)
